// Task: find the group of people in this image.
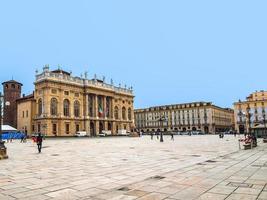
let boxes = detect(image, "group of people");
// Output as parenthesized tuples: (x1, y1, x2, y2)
(149, 132, 174, 141)
(5, 132, 44, 153)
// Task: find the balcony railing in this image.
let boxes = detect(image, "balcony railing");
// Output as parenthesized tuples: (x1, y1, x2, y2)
(35, 71, 133, 95)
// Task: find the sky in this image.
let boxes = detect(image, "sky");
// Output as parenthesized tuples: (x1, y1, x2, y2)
(0, 0, 266, 109)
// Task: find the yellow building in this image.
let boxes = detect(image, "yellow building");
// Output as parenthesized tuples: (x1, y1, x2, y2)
(17, 66, 135, 136)
(134, 102, 234, 134)
(234, 90, 267, 136)
(17, 94, 35, 135)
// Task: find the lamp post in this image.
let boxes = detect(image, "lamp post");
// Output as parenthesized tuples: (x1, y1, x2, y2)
(246, 107, 252, 136)
(238, 110, 246, 135)
(0, 92, 8, 159)
(262, 112, 266, 138)
(158, 115, 167, 142)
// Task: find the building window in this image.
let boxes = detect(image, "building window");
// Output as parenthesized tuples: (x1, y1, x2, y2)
(65, 123, 70, 134)
(114, 106, 119, 119)
(12, 84, 15, 88)
(38, 99, 42, 116)
(128, 108, 132, 120)
(76, 124, 79, 132)
(26, 110, 28, 118)
(32, 125, 35, 132)
(5, 84, 8, 89)
(22, 111, 25, 118)
(64, 91, 69, 95)
(52, 124, 57, 135)
(51, 89, 57, 94)
(122, 107, 126, 120)
(50, 98, 58, 116)
(63, 99, 70, 116)
(74, 100, 80, 117)
(88, 95, 94, 117)
(75, 93, 79, 97)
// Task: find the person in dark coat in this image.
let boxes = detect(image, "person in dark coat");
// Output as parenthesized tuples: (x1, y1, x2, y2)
(36, 133, 43, 153)
(171, 132, 174, 141)
(20, 133, 25, 143)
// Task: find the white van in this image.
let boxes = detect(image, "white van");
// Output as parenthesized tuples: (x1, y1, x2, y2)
(118, 129, 129, 136)
(75, 131, 87, 137)
(99, 130, 112, 137)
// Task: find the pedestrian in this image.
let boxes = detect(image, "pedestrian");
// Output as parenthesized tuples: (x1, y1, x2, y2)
(156, 132, 159, 139)
(36, 133, 43, 153)
(23, 131, 28, 143)
(20, 132, 24, 143)
(171, 132, 174, 141)
(150, 132, 153, 140)
(234, 131, 237, 137)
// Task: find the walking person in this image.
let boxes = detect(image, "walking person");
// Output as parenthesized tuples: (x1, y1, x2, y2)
(20, 132, 24, 143)
(23, 131, 28, 143)
(150, 132, 153, 140)
(36, 133, 43, 153)
(234, 131, 237, 137)
(171, 132, 174, 141)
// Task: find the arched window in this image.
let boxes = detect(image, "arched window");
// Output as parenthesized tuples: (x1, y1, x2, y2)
(128, 108, 132, 120)
(122, 107, 126, 120)
(114, 106, 119, 119)
(74, 100, 80, 117)
(63, 99, 70, 116)
(50, 98, 58, 116)
(38, 99, 42, 116)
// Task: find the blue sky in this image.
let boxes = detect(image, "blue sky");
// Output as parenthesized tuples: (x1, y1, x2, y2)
(0, 0, 266, 109)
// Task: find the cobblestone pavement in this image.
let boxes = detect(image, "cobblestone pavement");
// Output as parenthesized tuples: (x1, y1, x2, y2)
(0, 135, 266, 200)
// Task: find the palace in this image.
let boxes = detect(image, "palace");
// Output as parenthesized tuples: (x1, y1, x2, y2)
(134, 102, 234, 134)
(16, 66, 135, 136)
(233, 90, 267, 136)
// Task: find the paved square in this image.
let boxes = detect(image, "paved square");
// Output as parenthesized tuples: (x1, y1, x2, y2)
(0, 135, 266, 199)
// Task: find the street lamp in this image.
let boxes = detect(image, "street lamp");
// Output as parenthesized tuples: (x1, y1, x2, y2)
(0, 92, 8, 159)
(158, 115, 167, 142)
(262, 112, 266, 139)
(238, 110, 246, 135)
(246, 107, 252, 136)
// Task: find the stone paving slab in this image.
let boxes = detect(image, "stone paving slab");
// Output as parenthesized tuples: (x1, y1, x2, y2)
(0, 135, 266, 199)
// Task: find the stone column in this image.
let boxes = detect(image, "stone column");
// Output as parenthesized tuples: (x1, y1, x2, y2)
(84, 94, 88, 117)
(95, 95, 98, 118)
(112, 122, 116, 135)
(104, 121, 108, 131)
(103, 96, 107, 119)
(84, 94, 90, 134)
(95, 121, 99, 136)
(111, 98, 114, 120)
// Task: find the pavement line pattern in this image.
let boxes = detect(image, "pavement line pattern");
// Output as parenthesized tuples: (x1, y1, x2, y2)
(0, 135, 266, 200)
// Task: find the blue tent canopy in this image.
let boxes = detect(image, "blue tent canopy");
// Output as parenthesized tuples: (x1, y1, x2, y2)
(2, 132, 25, 139)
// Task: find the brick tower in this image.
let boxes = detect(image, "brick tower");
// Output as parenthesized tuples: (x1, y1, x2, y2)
(2, 80, 22, 128)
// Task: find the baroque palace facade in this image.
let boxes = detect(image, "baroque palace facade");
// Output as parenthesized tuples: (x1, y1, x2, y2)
(233, 90, 267, 136)
(134, 102, 234, 134)
(17, 66, 134, 136)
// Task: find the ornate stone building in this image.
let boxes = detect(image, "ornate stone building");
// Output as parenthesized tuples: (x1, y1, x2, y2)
(134, 102, 234, 134)
(234, 90, 267, 136)
(17, 66, 134, 136)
